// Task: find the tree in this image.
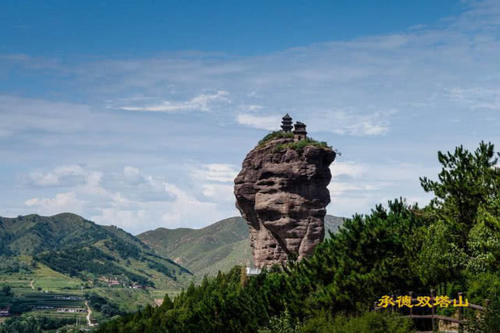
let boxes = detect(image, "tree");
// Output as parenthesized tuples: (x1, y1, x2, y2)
(467, 293, 500, 333)
(1, 285, 12, 297)
(420, 141, 500, 247)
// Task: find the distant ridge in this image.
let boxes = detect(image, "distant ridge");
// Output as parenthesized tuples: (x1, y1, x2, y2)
(0, 213, 192, 289)
(0, 213, 343, 286)
(138, 215, 344, 278)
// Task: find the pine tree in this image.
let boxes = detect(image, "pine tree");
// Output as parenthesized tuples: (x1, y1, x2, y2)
(420, 141, 499, 247)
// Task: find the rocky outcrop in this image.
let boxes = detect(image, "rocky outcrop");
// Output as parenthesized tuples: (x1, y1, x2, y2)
(234, 136, 335, 268)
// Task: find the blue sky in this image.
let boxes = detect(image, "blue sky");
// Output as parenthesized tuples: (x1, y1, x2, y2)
(1, 0, 499, 234)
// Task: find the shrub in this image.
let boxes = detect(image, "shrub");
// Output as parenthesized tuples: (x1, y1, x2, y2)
(258, 131, 294, 146)
(258, 308, 302, 333)
(302, 311, 415, 333)
(1, 285, 12, 297)
(466, 294, 500, 333)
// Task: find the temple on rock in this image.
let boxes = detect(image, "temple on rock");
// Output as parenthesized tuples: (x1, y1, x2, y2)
(281, 114, 293, 132)
(280, 114, 308, 141)
(293, 121, 307, 141)
(235, 115, 335, 269)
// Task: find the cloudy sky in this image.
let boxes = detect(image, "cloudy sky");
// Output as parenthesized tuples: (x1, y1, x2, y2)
(1, 0, 499, 234)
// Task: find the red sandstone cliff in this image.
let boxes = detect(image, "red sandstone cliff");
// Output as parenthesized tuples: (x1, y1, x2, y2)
(234, 135, 335, 268)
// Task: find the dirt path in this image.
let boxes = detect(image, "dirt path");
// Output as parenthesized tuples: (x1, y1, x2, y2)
(85, 301, 95, 327)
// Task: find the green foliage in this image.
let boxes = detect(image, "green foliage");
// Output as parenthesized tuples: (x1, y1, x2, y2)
(104, 239, 141, 260)
(296, 199, 426, 315)
(146, 260, 176, 280)
(420, 141, 500, 247)
(274, 137, 330, 153)
(89, 293, 126, 317)
(1, 286, 12, 297)
(302, 311, 415, 333)
(258, 308, 302, 333)
(415, 141, 500, 288)
(37, 247, 153, 286)
(97, 200, 424, 333)
(410, 219, 465, 285)
(0, 213, 191, 289)
(0, 243, 11, 257)
(466, 292, 500, 333)
(0, 256, 33, 274)
(465, 272, 500, 306)
(258, 130, 331, 153)
(258, 131, 294, 146)
(0, 314, 76, 333)
(465, 213, 500, 274)
(0, 213, 110, 255)
(138, 217, 251, 278)
(2, 291, 84, 314)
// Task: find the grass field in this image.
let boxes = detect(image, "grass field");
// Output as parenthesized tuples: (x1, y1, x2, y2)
(0, 264, 182, 330)
(30, 309, 87, 322)
(150, 288, 183, 300)
(32, 264, 83, 291)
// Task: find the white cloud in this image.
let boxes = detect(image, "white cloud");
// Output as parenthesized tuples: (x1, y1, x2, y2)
(327, 161, 436, 218)
(193, 163, 239, 202)
(87, 166, 175, 203)
(29, 165, 87, 187)
(158, 184, 227, 228)
(330, 161, 365, 179)
(446, 87, 500, 110)
(0, 96, 94, 137)
(202, 183, 234, 201)
(120, 166, 175, 202)
(25, 192, 84, 215)
(310, 110, 395, 136)
(192, 164, 239, 183)
(79, 171, 108, 198)
(237, 114, 281, 130)
(122, 166, 147, 185)
(29, 172, 59, 186)
(239, 104, 264, 112)
(94, 208, 146, 230)
(21, 164, 234, 233)
(118, 90, 230, 112)
(4, 0, 500, 232)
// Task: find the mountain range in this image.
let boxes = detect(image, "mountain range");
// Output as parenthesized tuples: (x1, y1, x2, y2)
(0, 213, 191, 289)
(0, 213, 344, 285)
(138, 215, 344, 278)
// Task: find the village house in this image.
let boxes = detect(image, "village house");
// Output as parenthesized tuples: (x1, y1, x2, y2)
(0, 307, 10, 317)
(99, 276, 121, 287)
(56, 307, 86, 313)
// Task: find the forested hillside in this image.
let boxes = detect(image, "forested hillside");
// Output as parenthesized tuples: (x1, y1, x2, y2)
(0, 213, 191, 289)
(98, 142, 500, 333)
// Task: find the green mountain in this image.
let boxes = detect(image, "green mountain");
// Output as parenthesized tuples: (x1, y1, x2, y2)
(138, 215, 344, 277)
(0, 213, 192, 289)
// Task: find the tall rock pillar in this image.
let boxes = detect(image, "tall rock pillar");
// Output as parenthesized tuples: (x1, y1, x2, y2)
(234, 127, 335, 268)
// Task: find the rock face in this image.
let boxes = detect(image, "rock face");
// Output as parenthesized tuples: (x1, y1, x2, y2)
(234, 136, 335, 268)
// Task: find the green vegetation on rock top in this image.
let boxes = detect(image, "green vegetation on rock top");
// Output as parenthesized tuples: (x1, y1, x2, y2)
(258, 131, 294, 146)
(274, 137, 331, 153)
(257, 130, 331, 152)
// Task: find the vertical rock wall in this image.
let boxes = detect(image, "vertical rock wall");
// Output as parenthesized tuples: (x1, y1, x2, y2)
(234, 137, 335, 268)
